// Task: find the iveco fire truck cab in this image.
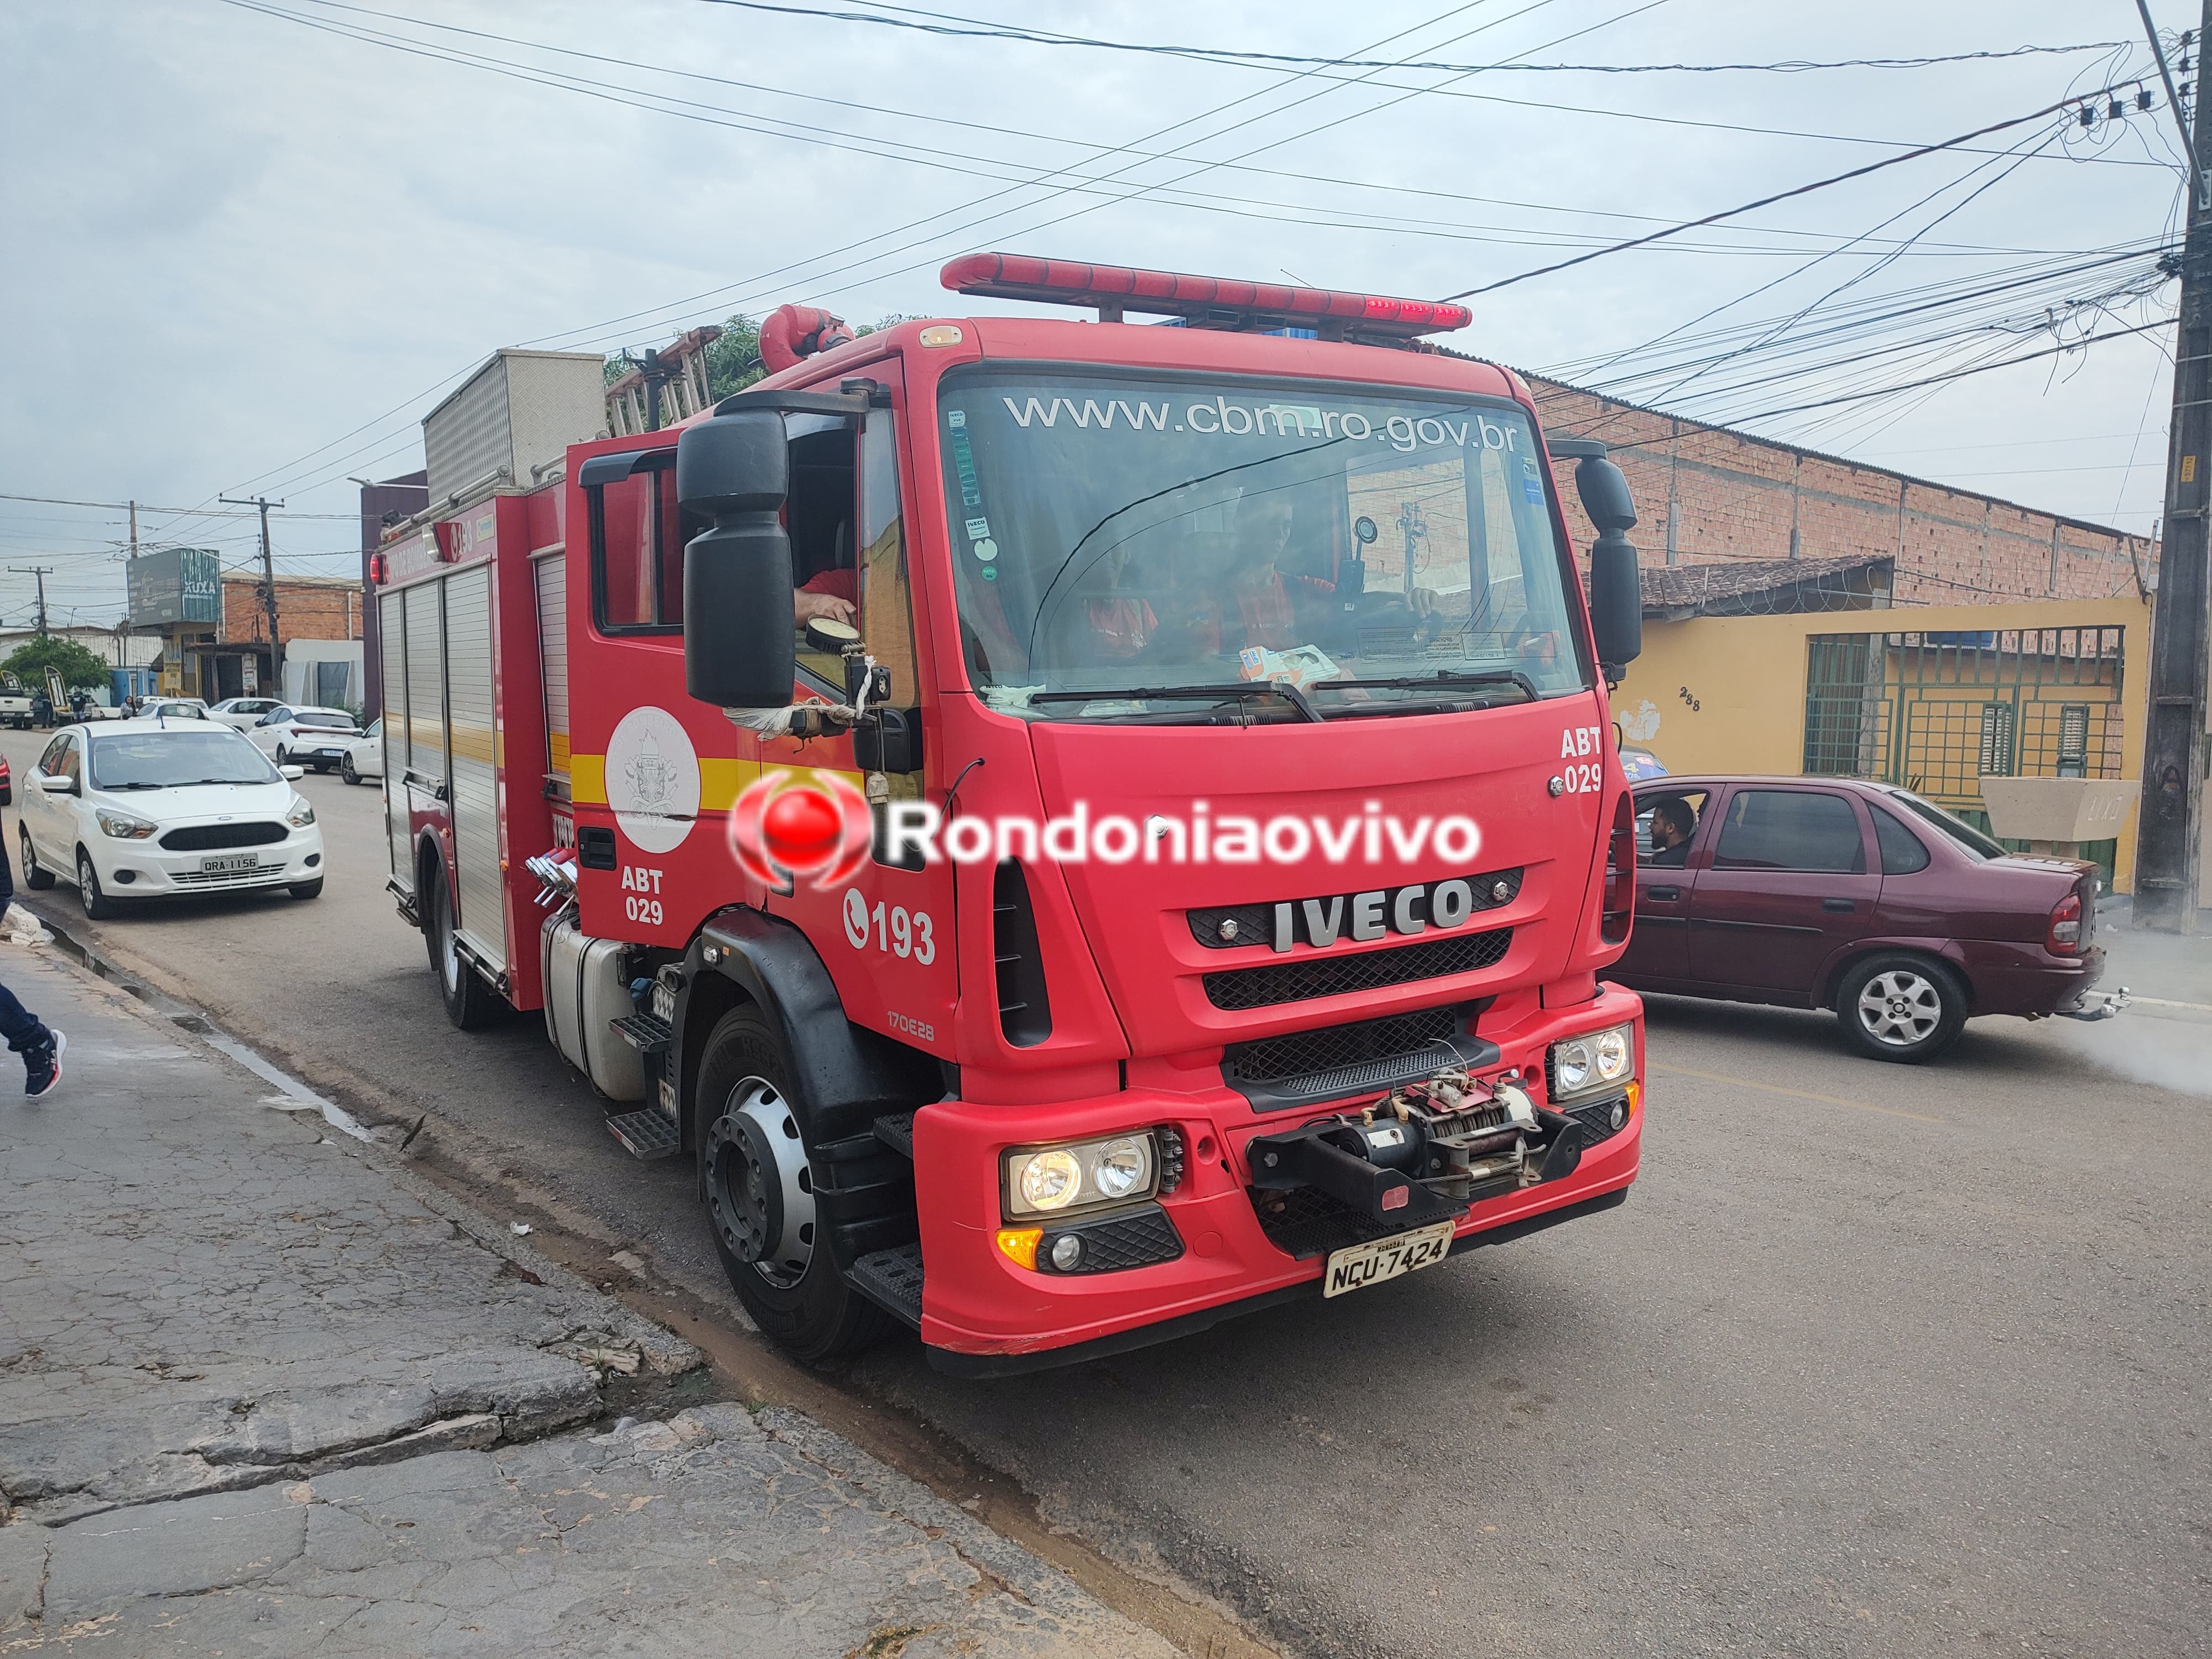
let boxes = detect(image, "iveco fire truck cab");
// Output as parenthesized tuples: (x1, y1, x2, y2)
(378, 254, 1648, 1373)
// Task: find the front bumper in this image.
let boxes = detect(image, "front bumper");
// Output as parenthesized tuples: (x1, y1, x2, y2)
(908, 986, 1643, 1370)
(94, 829, 324, 896)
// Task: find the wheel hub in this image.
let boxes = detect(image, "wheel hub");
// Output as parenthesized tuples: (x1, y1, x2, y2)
(1858, 970, 1940, 1046)
(705, 1078, 815, 1288)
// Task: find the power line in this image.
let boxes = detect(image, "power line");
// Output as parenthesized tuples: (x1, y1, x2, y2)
(1446, 86, 2148, 299)
(686, 2, 2126, 78)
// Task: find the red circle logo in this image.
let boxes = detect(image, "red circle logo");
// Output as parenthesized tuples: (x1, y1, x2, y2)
(761, 786, 844, 870)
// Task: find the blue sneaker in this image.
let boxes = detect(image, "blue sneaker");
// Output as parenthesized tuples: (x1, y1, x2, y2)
(24, 1031, 63, 1099)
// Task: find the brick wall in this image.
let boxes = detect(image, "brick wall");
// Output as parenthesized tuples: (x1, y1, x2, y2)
(1519, 374, 2154, 607)
(220, 578, 361, 647)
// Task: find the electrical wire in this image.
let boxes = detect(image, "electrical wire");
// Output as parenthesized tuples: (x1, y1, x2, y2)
(689, 2, 2125, 79)
(1446, 85, 2148, 300)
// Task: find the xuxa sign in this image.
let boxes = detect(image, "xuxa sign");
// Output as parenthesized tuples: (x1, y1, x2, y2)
(125, 549, 221, 627)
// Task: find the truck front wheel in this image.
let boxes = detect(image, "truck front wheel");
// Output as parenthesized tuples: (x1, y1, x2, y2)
(696, 1006, 894, 1364)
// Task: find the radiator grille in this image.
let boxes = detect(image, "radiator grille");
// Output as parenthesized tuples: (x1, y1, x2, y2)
(1204, 927, 1512, 1010)
(1226, 1006, 1460, 1087)
(158, 822, 287, 852)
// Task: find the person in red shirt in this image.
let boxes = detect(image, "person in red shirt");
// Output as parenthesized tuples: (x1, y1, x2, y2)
(795, 567, 857, 627)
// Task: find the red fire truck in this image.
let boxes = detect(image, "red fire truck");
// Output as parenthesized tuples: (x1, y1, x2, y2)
(374, 254, 1648, 1374)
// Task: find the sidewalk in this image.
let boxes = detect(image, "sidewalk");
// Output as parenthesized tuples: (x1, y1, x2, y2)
(0, 946, 1175, 1657)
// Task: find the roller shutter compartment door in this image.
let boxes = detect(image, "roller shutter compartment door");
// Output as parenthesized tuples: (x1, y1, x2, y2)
(534, 552, 570, 786)
(443, 564, 507, 972)
(380, 591, 411, 886)
(403, 582, 446, 785)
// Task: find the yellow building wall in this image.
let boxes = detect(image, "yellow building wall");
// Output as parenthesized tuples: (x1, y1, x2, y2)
(1612, 596, 2151, 893)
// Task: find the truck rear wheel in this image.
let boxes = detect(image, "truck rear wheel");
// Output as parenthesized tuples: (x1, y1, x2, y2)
(696, 1006, 894, 1364)
(424, 861, 499, 1030)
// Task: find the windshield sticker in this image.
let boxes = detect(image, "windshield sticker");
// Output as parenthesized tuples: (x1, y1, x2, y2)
(946, 412, 984, 509)
(1521, 456, 1546, 504)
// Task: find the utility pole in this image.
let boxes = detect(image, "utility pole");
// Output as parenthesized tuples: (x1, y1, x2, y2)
(9, 567, 53, 637)
(220, 494, 284, 698)
(2134, 0, 2212, 930)
(128, 499, 138, 559)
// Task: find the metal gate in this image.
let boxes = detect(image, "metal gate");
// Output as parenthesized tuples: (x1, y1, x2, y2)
(1804, 625, 2127, 867)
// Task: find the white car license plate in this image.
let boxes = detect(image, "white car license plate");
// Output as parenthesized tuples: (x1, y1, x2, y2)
(200, 854, 259, 874)
(1321, 1219, 1456, 1299)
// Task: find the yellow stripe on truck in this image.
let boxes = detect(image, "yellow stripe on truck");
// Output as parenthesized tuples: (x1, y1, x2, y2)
(567, 756, 784, 812)
(572, 753, 606, 805)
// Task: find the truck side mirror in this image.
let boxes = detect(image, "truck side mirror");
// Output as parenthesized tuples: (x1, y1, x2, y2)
(677, 411, 796, 710)
(1575, 457, 1642, 678)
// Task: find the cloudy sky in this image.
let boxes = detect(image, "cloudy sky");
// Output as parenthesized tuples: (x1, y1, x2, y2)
(0, 0, 2191, 627)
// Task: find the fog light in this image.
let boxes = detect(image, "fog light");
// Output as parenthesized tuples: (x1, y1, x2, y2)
(1609, 1099, 1627, 1131)
(112, 869, 137, 885)
(1049, 1234, 1083, 1270)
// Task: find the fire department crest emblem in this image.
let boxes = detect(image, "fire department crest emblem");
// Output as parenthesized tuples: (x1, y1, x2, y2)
(605, 706, 700, 855)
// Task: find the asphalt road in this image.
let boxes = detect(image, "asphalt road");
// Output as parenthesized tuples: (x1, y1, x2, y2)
(6, 720, 2206, 1659)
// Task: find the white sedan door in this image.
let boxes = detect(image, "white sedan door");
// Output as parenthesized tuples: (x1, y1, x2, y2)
(28, 733, 83, 867)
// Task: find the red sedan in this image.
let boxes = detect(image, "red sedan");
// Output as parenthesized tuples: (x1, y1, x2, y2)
(1609, 775, 2109, 1062)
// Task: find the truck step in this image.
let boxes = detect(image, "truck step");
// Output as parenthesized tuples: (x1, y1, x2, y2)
(847, 1243, 925, 1329)
(608, 1012, 675, 1056)
(604, 1106, 681, 1161)
(872, 1113, 915, 1157)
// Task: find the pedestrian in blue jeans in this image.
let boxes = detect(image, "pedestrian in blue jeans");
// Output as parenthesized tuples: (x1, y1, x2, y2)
(0, 796, 62, 1098)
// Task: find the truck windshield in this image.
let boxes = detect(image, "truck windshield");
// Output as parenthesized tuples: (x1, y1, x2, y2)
(935, 367, 1590, 721)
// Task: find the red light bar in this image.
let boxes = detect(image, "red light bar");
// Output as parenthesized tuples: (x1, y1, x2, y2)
(940, 253, 1470, 340)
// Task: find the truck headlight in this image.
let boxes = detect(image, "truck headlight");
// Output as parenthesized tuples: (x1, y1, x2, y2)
(96, 808, 155, 840)
(1548, 1023, 1635, 1103)
(285, 795, 316, 827)
(1004, 1133, 1157, 1219)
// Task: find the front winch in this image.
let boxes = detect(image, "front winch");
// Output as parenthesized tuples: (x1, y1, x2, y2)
(1246, 1064, 1587, 1237)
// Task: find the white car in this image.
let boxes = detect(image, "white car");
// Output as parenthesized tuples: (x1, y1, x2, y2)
(340, 717, 385, 786)
(246, 705, 362, 773)
(208, 696, 283, 733)
(139, 698, 213, 722)
(18, 721, 325, 919)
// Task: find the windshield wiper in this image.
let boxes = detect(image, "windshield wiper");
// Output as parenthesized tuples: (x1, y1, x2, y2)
(1310, 668, 1541, 703)
(105, 781, 165, 790)
(1030, 682, 1325, 723)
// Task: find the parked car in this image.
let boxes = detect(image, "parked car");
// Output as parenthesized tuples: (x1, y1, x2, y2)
(0, 755, 13, 807)
(1608, 775, 2106, 1062)
(246, 705, 362, 772)
(18, 721, 323, 919)
(208, 696, 283, 733)
(340, 717, 385, 786)
(139, 698, 212, 722)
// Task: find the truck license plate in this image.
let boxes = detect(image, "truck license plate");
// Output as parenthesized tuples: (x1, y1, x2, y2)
(200, 854, 258, 874)
(1322, 1219, 1456, 1298)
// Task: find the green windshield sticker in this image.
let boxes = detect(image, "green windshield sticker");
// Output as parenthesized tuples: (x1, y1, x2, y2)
(946, 411, 983, 510)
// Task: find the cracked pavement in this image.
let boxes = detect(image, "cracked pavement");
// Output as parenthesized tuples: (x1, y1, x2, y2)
(0, 951, 1175, 1656)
